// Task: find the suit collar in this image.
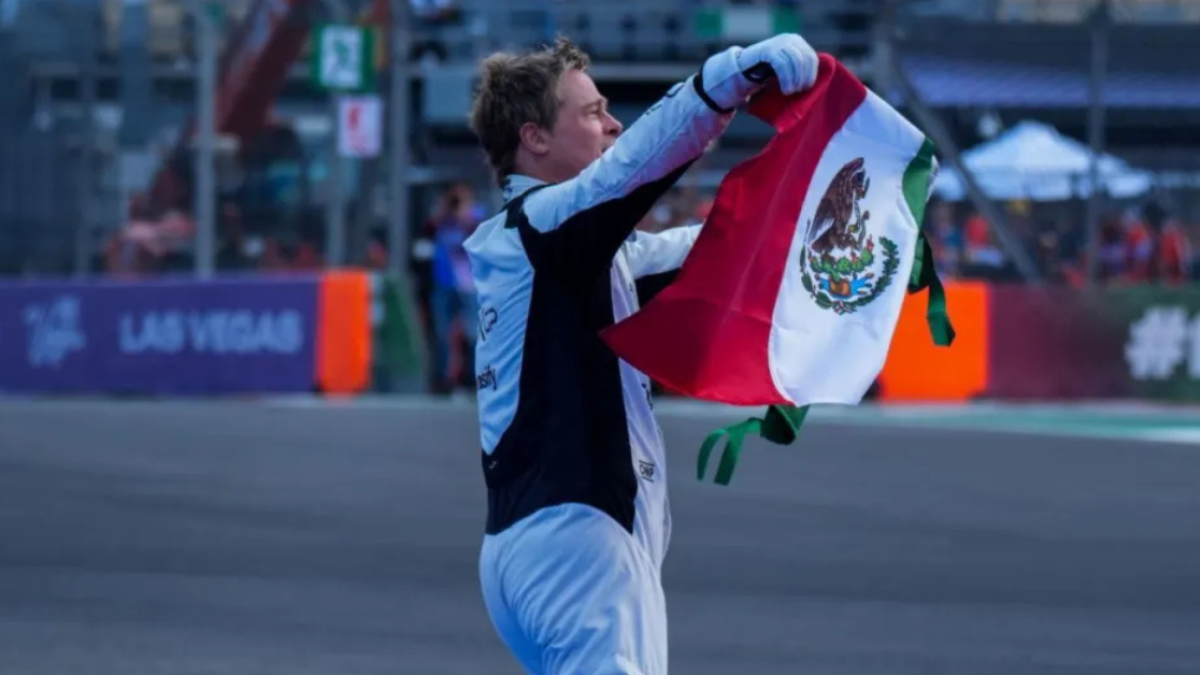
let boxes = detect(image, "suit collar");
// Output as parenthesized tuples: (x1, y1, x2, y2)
(502, 174, 548, 205)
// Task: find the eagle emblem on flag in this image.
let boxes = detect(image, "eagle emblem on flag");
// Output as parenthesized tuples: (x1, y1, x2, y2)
(799, 157, 899, 315)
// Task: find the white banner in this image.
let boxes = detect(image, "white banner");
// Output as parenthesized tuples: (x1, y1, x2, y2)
(337, 95, 383, 159)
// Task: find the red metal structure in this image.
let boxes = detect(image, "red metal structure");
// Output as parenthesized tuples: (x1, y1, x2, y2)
(147, 0, 314, 214)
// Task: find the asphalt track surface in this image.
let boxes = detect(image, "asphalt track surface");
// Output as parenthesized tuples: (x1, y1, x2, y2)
(2, 399, 1199, 675)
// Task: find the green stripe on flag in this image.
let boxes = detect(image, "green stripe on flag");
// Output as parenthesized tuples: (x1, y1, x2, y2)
(901, 138, 936, 224)
(901, 138, 955, 347)
(698, 404, 810, 486)
(910, 234, 955, 346)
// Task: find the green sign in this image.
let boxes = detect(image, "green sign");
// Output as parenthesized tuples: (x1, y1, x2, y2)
(694, 7, 801, 41)
(311, 24, 376, 92)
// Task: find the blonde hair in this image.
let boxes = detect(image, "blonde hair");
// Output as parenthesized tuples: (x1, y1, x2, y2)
(468, 37, 591, 185)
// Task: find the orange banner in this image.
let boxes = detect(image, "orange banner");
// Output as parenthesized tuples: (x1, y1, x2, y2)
(316, 270, 373, 395)
(878, 281, 990, 402)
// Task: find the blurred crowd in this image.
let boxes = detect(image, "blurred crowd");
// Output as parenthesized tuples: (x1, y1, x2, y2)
(926, 198, 1195, 286)
(97, 178, 1197, 394)
(100, 201, 330, 277)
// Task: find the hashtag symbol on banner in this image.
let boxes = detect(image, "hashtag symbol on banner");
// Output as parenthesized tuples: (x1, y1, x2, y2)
(1125, 306, 1189, 380)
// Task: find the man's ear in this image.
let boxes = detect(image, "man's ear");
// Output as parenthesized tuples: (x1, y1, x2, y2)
(518, 122, 551, 157)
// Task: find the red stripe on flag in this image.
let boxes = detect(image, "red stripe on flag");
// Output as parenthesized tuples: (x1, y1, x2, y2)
(601, 54, 868, 405)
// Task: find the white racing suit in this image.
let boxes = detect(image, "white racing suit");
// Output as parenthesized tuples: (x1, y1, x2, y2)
(464, 45, 765, 675)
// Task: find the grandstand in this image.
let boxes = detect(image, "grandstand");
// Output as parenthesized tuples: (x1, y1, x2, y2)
(0, 0, 1197, 283)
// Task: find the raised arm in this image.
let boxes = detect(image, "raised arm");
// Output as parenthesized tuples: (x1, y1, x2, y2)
(516, 35, 818, 286)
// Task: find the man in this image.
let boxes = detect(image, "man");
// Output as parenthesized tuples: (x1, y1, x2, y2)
(427, 182, 483, 393)
(464, 34, 818, 674)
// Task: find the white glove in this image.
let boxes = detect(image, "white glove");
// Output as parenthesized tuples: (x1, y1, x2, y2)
(698, 34, 819, 112)
(736, 34, 819, 95)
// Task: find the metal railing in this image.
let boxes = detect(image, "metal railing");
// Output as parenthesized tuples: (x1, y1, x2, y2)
(7, 0, 884, 65)
(8, 0, 1199, 67)
(903, 0, 1200, 23)
(448, 0, 879, 63)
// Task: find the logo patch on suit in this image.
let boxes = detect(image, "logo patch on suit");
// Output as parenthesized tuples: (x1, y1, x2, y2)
(476, 365, 498, 391)
(637, 459, 657, 482)
(478, 307, 498, 342)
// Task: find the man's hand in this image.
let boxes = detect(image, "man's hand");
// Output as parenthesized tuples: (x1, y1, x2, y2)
(699, 33, 819, 112)
(735, 34, 819, 96)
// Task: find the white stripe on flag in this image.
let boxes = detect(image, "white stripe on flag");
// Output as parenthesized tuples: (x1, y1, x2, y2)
(768, 91, 928, 406)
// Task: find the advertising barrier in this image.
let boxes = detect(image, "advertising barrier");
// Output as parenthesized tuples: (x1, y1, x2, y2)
(0, 273, 373, 396)
(987, 285, 1200, 401)
(317, 270, 373, 395)
(879, 282, 1200, 403)
(879, 281, 990, 402)
(6, 270, 1199, 402)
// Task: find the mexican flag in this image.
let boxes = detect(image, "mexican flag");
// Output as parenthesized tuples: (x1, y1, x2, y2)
(600, 54, 954, 484)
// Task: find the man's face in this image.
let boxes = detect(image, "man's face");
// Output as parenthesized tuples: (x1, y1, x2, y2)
(544, 69, 623, 180)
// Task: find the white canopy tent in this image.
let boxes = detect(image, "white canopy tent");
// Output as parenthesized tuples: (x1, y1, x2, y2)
(932, 120, 1154, 202)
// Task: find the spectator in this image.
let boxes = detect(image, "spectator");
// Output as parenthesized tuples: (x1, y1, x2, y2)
(1096, 214, 1126, 283)
(1156, 216, 1192, 285)
(428, 182, 483, 394)
(1034, 224, 1064, 283)
(1122, 207, 1154, 283)
(928, 201, 962, 278)
(961, 210, 1005, 278)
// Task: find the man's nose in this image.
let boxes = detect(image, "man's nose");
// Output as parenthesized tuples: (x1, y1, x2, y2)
(606, 113, 623, 137)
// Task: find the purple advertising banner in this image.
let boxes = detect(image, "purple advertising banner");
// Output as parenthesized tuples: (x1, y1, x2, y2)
(0, 275, 319, 395)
